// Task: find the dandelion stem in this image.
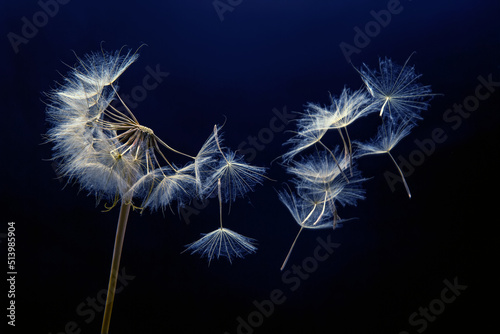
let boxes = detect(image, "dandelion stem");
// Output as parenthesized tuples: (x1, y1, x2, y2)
(218, 179, 223, 228)
(280, 226, 304, 271)
(101, 201, 131, 334)
(387, 151, 411, 198)
(341, 127, 354, 176)
(345, 127, 353, 159)
(312, 192, 328, 226)
(280, 201, 319, 271)
(337, 128, 349, 159)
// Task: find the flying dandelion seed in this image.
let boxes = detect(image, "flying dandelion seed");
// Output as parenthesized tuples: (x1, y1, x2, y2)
(279, 150, 365, 270)
(278, 54, 436, 270)
(354, 53, 435, 120)
(283, 88, 375, 177)
(184, 227, 258, 264)
(205, 126, 267, 203)
(184, 179, 257, 264)
(355, 117, 415, 198)
(281, 104, 330, 162)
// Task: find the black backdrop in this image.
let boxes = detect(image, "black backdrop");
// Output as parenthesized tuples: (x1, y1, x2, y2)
(1, 1, 499, 333)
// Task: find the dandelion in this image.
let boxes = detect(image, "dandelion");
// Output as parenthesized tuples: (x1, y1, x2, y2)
(193, 125, 221, 195)
(45, 47, 265, 333)
(183, 125, 265, 264)
(355, 117, 415, 198)
(291, 150, 366, 208)
(279, 150, 365, 270)
(278, 54, 436, 270)
(203, 125, 267, 203)
(323, 88, 376, 172)
(355, 53, 435, 120)
(283, 88, 375, 177)
(278, 187, 335, 270)
(184, 179, 257, 264)
(281, 104, 330, 162)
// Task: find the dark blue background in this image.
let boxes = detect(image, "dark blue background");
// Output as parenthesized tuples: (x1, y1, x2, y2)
(1, 0, 499, 333)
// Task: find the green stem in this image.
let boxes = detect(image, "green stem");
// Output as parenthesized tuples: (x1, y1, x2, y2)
(101, 201, 131, 334)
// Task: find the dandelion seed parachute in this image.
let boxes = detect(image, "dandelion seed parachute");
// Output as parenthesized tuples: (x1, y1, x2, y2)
(282, 88, 375, 163)
(326, 88, 376, 129)
(200, 125, 267, 202)
(184, 227, 257, 265)
(206, 150, 267, 203)
(355, 117, 415, 198)
(193, 125, 222, 195)
(126, 163, 197, 211)
(292, 151, 366, 208)
(185, 175, 259, 265)
(355, 117, 415, 156)
(356, 55, 434, 120)
(281, 104, 330, 162)
(278, 189, 334, 230)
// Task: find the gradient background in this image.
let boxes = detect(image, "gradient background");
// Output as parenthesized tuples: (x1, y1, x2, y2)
(1, 0, 499, 333)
